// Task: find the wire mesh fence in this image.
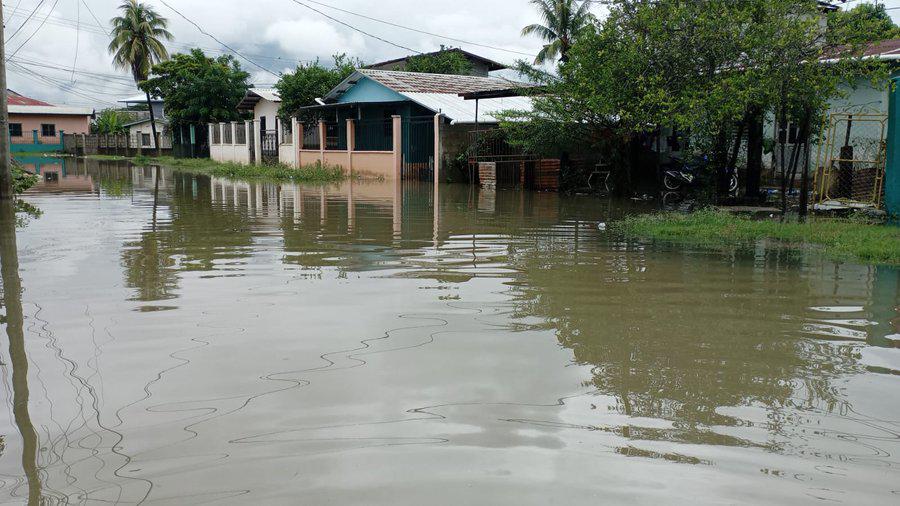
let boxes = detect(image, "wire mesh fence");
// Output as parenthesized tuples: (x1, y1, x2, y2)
(324, 121, 347, 150)
(302, 123, 320, 150)
(814, 113, 887, 208)
(402, 116, 435, 181)
(355, 118, 393, 151)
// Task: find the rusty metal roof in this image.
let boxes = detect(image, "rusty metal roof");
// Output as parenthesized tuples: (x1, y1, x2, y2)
(358, 69, 525, 95)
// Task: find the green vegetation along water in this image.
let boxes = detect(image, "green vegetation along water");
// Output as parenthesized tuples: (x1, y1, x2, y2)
(0, 157, 898, 504)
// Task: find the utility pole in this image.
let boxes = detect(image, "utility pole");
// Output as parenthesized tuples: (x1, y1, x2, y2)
(0, 2, 13, 200)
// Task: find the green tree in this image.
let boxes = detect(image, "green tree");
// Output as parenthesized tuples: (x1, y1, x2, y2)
(108, 0, 173, 154)
(93, 109, 132, 135)
(402, 50, 473, 75)
(504, 0, 884, 204)
(275, 54, 361, 118)
(140, 49, 250, 127)
(521, 0, 594, 64)
(828, 3, 900, 45)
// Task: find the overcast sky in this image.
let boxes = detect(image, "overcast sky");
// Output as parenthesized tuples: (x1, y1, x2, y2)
(5, 0, 900, 109)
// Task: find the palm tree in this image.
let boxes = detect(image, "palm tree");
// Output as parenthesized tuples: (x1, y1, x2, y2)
(108, 0, 173, 155)
(522, 0, 594, 65)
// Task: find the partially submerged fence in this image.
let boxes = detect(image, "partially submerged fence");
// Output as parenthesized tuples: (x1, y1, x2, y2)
(814, 113, 887, 209)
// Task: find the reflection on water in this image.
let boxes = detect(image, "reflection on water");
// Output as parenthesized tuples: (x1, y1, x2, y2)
(0, 158, 898, 504)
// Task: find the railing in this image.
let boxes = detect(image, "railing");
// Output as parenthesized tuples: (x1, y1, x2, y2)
(324, 121, 347, 150)
(355, 118, 393, 151)
(302, 123, 320, 149)
(212, 125, 221, 145)
(281, 121, 293, 145)
(235, 123, 247, 145)
(223, 125, 233, 144)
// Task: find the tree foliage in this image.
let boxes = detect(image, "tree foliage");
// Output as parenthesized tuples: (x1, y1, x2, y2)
(827, 3, 900, 45)
(108, 0, 172, 83)
(521, 0, 595, 64)
(141, 49, 250, 127)
(503, 0, 886, 201)
(93, 109, 132, 134)
(275, 54, 361, 118)
(402, 50, 473, 75)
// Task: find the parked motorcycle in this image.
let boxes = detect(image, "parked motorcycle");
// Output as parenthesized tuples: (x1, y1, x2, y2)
(662, 157, 738, 193)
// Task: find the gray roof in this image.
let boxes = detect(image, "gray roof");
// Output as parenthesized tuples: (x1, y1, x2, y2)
(325, 69, 529, 102)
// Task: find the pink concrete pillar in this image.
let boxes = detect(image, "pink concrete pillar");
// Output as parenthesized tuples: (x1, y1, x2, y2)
(318, 120, 326, 164)
(346, 118, 355, 174)
(392, 115, 402, 180)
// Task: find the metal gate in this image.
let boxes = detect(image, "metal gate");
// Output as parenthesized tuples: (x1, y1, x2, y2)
(814, 113, 887, 209)
(261, 129, 279, 165)
(401, 116, 434, 181)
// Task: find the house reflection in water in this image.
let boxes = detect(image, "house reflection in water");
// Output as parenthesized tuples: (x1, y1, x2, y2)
(17, 156, 95, 193)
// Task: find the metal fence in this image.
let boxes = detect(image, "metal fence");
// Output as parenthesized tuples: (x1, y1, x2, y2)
(814, 112, 887, 208)
(222, 125, 233, 145)
(261, 130, 279, 164)
(235, 123, 247, 145)
(302, 123, 320, 150)
(401, 116, 435, 181)
(324, 121, 347, 150)
(212, 125, 221, 144)
(281, 121, 293, 145)
(355, 118, 393, 152)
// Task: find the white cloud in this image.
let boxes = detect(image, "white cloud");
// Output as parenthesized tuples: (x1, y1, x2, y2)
(263, 18, 367, 60)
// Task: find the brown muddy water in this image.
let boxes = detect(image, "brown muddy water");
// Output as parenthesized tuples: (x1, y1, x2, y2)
(0, 158, 898, 505)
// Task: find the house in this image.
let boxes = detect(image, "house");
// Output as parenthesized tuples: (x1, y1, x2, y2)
(118, 93, 170, 150)
(299, 68, 532, 178)
(237, 87, 282, 134)
(367, 48, 507, 77)
(7, 90, 93, 151)
(209, 69, 533, 179)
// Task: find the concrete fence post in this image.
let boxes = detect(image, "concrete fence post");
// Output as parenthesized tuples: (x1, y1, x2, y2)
(318, 120, 326, 164)
(392, 115, 402, 180)
(346, 118, 355, 175)
(433, 113, 442, 188)
(208, 123, 214, 145)
(244, 120, 252, 163)
(231, 122, 237, 146)
(291, 117, 300, 168)
(253, 120, 262, 165)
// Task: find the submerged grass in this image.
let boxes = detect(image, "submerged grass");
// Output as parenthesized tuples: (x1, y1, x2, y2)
(611, 209, 900, 265)
(131, 156, 346, 183)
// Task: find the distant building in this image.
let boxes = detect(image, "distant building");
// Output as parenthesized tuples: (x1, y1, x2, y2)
(237, 87, 282, 134)
(366, 48, 507, 77)
(118, 94, 170, 149)
(118, 93, 165, 119)
(7, 90, 93, 147)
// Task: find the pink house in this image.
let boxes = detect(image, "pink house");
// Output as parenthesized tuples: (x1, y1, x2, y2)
(7, 90, 94, 147)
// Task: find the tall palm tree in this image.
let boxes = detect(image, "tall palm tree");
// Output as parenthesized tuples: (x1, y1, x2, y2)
(108, 0, 173, 155)
(522, 0, 594, 65)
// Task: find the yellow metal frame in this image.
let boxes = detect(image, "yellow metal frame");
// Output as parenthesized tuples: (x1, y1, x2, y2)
(813, 112, 887, 208)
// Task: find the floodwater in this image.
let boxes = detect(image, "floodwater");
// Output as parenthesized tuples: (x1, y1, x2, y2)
(0, 157, 898, 505)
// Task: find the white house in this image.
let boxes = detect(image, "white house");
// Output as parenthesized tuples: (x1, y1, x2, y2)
(237, 88, 282, 135)
(119, 93, 170, 149)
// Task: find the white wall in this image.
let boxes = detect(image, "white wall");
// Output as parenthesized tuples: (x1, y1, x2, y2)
(254, 99, 281, 132)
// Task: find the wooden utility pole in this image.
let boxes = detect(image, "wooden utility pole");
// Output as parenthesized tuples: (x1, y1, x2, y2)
(0, 3, 13, 200)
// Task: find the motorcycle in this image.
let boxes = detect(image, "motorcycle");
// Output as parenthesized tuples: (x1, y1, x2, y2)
(662, 157, 739, 193)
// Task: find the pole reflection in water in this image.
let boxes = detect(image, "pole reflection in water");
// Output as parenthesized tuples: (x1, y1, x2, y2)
(0, 200, 42, 505)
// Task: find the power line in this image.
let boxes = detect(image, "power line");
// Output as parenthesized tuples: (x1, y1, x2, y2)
(156, 0, 282, 77)
(79, 0, 109, 36)
(72, 0, 80, 81)
(4, 0, 46, 43)
(8, 62, 118, 106)
(7, 0, 62, 59)
(299, 0, 536, 58)
(286, 0, 423, 54)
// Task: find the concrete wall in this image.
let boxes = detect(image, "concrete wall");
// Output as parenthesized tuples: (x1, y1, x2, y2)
(210, 123, 251, 164)
(9, 113, 90, 143)
(279, 143, 296, 167)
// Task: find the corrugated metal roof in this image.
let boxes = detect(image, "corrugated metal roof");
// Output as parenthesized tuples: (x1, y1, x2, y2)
(360, 69, 522, 94)
(8, 104, 94, 116)
(7, 90, 52, 106)
(402, 93, 533, 124)
(249, 88, 280, 102)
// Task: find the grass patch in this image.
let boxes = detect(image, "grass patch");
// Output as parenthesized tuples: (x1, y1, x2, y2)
(133, 156, 347, 183)
(610, 209, 900, 265)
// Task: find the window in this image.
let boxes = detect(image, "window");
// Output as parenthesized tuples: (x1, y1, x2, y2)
(8, 123, 22, 137)
(41, 124, 56, 137)
(142, 133, 152, 147)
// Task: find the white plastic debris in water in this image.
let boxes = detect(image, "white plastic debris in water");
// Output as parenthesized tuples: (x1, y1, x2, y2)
(597, 222, 607, 231)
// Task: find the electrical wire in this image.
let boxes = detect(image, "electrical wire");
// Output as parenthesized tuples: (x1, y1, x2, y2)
(4, 0, 47, 43)
(7, 0, 62, 59)
(286, 0, 423, 54)
(156, 0, 282, 77)
(299, 0, 536, 58)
